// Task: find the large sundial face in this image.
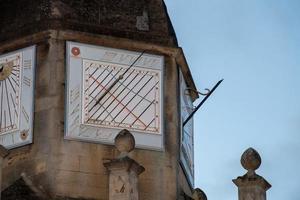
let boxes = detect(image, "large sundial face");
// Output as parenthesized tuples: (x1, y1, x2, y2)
(65, 42, 164, 150)
(0, 46, 35, 149)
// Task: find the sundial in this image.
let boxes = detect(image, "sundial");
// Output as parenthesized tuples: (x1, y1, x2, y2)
(65, 42, 164, 150)
(0, 46, 35, 149)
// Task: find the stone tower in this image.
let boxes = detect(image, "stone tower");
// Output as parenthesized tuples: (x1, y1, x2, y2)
(0, 0, 198, 199)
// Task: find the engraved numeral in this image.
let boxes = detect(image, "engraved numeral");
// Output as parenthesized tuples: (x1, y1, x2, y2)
(22, 106, 29, 123)
(23, 76, 31, 87)
(102, 52, 118, 62)
(23, 59, 32, 70)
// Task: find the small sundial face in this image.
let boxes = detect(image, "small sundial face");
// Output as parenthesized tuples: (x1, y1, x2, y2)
(65, 42, 164, 150)
(0, 46, 35, 149)
(0, 54, 21, 134)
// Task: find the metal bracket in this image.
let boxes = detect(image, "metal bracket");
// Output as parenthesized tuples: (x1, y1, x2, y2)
(183, 79, 223, 126)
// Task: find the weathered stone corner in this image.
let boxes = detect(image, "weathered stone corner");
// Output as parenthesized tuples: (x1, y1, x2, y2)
(233, 147, 271, 200)
(0, 145, 9, 200)
(0, 145, 9, 158)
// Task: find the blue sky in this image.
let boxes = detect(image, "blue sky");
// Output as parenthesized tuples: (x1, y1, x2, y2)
(165, 1, 300, 200)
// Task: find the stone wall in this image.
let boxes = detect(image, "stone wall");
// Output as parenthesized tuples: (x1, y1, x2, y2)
(0, 0, 177, 46)
(0, 1, 196, 198)
(0, 30, 193, 199)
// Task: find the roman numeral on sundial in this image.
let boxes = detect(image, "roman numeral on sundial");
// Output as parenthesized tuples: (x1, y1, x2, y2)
(22, 106, 29, 123)
(23, 59, 32, 70)
(23, 76, 31, 87)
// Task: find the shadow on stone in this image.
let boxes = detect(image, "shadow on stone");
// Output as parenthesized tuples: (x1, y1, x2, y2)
(2, 178, 40, 200)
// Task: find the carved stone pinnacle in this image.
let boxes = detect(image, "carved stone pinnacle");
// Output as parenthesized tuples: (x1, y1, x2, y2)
(241, 147, 261, 176)
(114, 129, 135, 158)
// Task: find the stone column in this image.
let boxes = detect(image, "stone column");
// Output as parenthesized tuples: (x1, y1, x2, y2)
(233, 148, 271, 200)
(0, 145, 9, 200)
(104, 129, 145, 200)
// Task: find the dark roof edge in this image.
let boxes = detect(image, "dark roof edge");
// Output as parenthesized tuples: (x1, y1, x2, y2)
(162, 0, 179, 46)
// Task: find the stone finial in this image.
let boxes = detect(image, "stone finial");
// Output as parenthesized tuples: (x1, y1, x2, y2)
(104, 130, 144, 200)
(115, 129, 135, 158)
(233, 148, 271, 200)
(193, 188, 207, 200)
(241, 147, 261, 176)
